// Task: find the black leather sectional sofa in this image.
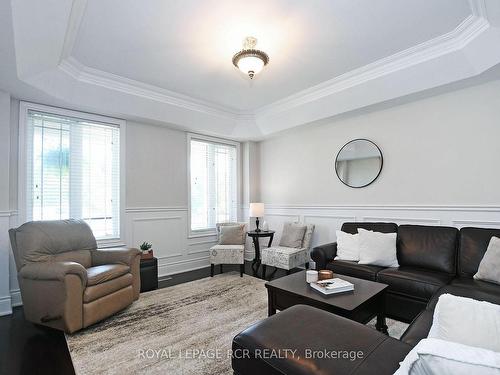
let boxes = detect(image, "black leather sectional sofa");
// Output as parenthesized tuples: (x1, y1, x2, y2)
(232, 223, 500, 375)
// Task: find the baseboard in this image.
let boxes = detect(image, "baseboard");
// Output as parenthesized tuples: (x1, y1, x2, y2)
(158, 256, 211, 276)
(0, 295, 13, 316)
(10, 289, 22, 307)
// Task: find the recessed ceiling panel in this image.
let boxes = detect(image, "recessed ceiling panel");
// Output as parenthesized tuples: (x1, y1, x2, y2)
(70, 0, 471, 110)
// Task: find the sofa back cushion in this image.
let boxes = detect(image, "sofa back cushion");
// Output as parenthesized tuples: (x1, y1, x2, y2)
(458, 227, 500, 278)
(341, 222, 398, 235)
(9, 219, 97, 270)
(398, 225, 458, 274)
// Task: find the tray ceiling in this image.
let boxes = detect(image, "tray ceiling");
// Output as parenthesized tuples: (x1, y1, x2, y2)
(4, 0, 500, 139)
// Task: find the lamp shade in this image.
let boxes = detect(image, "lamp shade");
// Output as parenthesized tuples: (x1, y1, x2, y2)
(249, 203, 265, 217)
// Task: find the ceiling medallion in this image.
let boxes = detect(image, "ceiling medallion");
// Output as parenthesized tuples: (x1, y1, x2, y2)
(232, 36, 269, 79)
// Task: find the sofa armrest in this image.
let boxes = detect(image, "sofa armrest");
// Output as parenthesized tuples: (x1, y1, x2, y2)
(91, 247, 141, 267)
(311, 242, 338, 270)
(19, 261, 87, 286)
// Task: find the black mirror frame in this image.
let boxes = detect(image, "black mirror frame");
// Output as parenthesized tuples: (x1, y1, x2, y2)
(335, 138, 383, 189)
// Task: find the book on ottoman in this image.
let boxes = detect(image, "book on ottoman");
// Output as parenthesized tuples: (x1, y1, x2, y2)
(310, 278, 354, 295)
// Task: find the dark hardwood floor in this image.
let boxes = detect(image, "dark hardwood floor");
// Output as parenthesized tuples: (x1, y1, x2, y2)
(0, 261, 295, 375)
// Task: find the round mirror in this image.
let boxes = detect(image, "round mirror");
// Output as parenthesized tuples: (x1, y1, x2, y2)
(335, 139, 383, 188)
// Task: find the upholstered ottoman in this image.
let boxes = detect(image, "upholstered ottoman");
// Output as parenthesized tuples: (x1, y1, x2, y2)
(232, 305, 411, 375)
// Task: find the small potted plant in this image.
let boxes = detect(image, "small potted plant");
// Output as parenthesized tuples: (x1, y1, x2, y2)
(140, 241, 153, 260)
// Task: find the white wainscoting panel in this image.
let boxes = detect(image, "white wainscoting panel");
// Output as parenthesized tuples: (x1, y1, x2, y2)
(257, 204, 500, 264)
(0, 214, 13, 315)
(131, 216, 185, 259)
(451, 220, 500, 229)
(126, 206, 215, 277)
(303, 215, 356, 248)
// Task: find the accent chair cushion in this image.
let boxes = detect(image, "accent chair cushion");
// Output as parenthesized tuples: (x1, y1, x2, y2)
(261, 246, 308, 270)
(86, 264, 130, 286)
(219, 224, 246, 245)
(279, 222, 307, 248)
(474, 236, 500, 285)
(428, 294, 500, 352)
(358, 229, 399, 267)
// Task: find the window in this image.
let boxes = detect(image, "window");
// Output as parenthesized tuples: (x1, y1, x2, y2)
(20, 103, 124, 241)
(188, 134, 239, 234)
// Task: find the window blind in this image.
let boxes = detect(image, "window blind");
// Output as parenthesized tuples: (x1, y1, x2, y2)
(190, 138, 237, 231)
(26, 110, 120, 240)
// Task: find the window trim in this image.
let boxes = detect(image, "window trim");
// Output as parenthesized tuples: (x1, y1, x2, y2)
(18, 101, 126, 248)
(187, 132, 240, 238)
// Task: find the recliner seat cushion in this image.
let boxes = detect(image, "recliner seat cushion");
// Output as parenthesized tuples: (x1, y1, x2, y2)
(397, 225, 458, 274)
(86, 264, 130, 286)
(427, 278, 500, 310)
(458, 227, 500, 278)
(377, 267, 452, 301)
(326, 260, 386, 281)
(83, 273, 133, 303)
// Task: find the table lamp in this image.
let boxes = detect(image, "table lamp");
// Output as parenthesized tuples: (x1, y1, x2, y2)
(249, 203, 265, 232)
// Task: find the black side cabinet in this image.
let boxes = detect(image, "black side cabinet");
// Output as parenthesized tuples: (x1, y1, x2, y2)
(140, 257, 158, 292)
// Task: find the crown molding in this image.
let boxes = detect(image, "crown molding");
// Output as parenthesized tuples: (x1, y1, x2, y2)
(13, 0, 497, 139)
(59, 57, 248, 121)
(56, 0, 490, 129)
(59, 0, 88, 61)
(255, 4, 490, 118)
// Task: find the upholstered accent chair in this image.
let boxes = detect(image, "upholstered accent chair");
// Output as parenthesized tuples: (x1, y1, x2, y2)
(9, 219, 141, 333)
(261, 223, 315, 279)
(209, 222, 247, 277)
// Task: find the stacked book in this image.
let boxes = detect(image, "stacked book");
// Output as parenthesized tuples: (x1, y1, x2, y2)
(310, 278, 354, 295)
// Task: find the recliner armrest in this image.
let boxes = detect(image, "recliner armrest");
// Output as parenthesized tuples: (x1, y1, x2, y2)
(311, 242, 338, 270)
(19, 261, 87, 286)
(91, 247, 141, 267)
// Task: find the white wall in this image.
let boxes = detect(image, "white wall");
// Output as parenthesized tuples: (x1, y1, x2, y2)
(4, 78, 500, 313)
(126, 122, 187, 208)
(256, 79, 500, 254)
(124, 122, 221, 276)
(0, 91, 12, 315)
(4, 107, 244, 313)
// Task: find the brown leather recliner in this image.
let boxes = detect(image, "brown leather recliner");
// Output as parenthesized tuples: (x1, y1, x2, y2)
(9, 219, 141, 333)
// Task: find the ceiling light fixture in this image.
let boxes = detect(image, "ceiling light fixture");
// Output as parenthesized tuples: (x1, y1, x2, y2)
(232, 36, 269, 79)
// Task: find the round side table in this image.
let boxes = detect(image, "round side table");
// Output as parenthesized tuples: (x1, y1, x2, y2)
(247, 230, 275, 277)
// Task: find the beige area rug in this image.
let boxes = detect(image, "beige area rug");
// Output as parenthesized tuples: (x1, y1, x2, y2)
(66, 273, 408, 375)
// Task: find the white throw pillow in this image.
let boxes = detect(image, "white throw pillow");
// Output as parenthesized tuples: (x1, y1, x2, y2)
(394, 338, 500, 375)
(474, 236, 500, 285)
(357, 229, 399, 267)
(428, 294, 500, 352)
(334, 230, 360, 261)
